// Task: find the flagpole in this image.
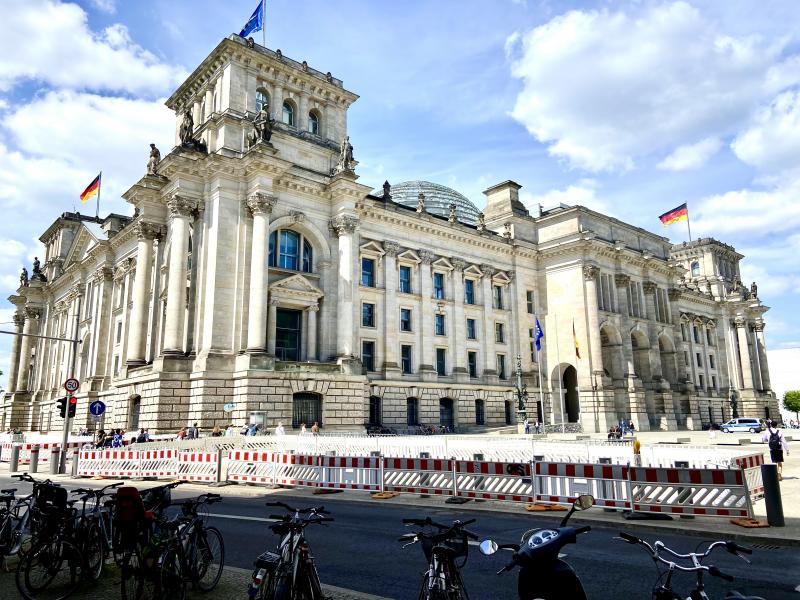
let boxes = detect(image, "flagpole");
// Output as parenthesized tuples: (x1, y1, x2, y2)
(537, 346, 544, 424)
(262, 0, 266, 47)
(96, 171, 101, 220)
(686, 200, 692, 242)
(555, 312, 564, 433)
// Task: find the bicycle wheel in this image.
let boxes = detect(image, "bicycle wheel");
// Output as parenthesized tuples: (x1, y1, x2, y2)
(16, 538, 82, 600)
(296, 562, 324, 600)
(120, 549, 157, 600)
(159, 545, 186, 600)
(83, 522, 106, 581)
(194, 526, 224, 591)
(272, 570, 292, 600)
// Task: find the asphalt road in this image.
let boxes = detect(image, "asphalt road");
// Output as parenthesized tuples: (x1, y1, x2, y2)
(1, 477, 798, 599)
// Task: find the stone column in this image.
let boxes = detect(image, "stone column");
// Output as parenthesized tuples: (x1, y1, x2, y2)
(583, 266, 604, 380)
(753, 322, 771, 390)
(451, 258, 467, 380)
(306, 304, 318, 361)
(614, 274, 636, 381)
(7, 312, 24, 393)
(298, 92, 309, 132)
(383, 242, 400, 372)
(16, 307, 40, 392)
(163, 195, 197, 355)
(419, 250, 435, 374)
(126, 221, 161, 365)
(642, 281, 663, 380)
(330, 215, 359, 358)
(272, 85, 284, 122)
(735, 317, 755, 389)
(89, 267, 113, 382)
(267, 298, 278, 356)
(204, 89, 213, 120)
(246, 193, 276, 353)
(481, 265, 496, 376)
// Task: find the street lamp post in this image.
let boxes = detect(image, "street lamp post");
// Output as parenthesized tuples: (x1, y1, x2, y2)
(515, 354, 528, 433)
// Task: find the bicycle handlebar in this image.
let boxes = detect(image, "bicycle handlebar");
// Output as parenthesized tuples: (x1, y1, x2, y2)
(708, 566, 734, 582)
(618, 532, 748, 575)
(265, 501, 329, 515)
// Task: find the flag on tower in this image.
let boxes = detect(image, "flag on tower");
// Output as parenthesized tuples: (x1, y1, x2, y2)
(572, 321, 581, 359)
(658, 203, 689, 226)
(79, 173, 101, 204)
(534, 317, 544, 352)
(239, 0, 265, 38)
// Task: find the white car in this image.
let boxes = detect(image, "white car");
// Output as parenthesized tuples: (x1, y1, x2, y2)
(720, 418, 763, 434)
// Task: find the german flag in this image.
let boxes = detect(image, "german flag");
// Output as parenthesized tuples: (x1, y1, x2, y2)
(658, 203, 688, 226)
(79, 173, 101, 204)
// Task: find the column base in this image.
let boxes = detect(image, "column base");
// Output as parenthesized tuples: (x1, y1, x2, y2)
(126, 359, 147, 366)
(236, 352, 275, 371)
(337, 356, 363, 375)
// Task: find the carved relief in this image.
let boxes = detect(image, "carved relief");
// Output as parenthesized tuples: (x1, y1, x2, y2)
(614, 273, 630, 287)
(383, 241, 401, 257)
(329, 215, 359, 236)
(419, 250, 435, 265)
(582, 265, 599, 280)
(167, 194, 198, 218)
(246, 192, 277, 216)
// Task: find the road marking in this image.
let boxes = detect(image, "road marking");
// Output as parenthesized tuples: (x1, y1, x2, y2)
(207, 513, 279, 523)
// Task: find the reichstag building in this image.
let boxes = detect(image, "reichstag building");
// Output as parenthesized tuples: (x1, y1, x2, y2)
(2, 35, 780, 434)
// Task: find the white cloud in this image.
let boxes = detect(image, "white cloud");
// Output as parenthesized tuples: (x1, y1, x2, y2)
(521, 179, 612, 215)
(0, 0, 185, 95)
(658, 138, 721, 171)
(732, 90, 800, 174)
(89, 0, 115, 13)
(507, 1, 799, 171)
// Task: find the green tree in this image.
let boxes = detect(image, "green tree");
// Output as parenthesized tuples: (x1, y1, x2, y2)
(784, 390, 800, 421)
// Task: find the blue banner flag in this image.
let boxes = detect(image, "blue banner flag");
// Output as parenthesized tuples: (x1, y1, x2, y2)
(239, 0, 264, 38)
(534, 317, 544, 352)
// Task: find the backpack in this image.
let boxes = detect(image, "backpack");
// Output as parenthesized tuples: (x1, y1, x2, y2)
(768, 429, 782, 451)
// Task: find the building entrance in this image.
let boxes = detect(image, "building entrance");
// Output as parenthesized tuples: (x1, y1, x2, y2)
(276, 308, 302, 361)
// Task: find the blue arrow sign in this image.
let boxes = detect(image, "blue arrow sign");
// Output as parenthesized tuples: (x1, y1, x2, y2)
(89, 400, 106, 417)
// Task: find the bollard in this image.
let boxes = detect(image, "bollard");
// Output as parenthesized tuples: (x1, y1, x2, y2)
(473, 454, 485, 503)
(216, 448, 223, 483)
(761, 464, 784, 527)
(30, 445, 40, 474)
(50, 446, 60, 475)
(419, 452, 430, 498)
(599, 457, 614, 512)
(9, 444, 20, 472)
(71, 449, 79, 477)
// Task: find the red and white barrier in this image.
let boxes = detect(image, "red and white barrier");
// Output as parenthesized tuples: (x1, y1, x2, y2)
(139, 448, 178, 478)
(535, 462, 631, 510)
(177, 451, 218, 482)
(77, 449, 140, 478)
(455, 460, 536, 503)
(318, 455, 381, 492)
(1, 442, 84, 464)
(227, 450, 277, 484)
(382, 457, 455, 495)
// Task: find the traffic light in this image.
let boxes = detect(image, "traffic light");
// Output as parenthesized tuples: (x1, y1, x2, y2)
(68, 396, 77, 418)
(57, 397, 67, 418)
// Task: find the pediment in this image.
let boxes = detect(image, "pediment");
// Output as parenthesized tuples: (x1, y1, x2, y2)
(62, 224, 101, 271)
(493, 271, 511, 284)
(432, 257, 453, 272)
(270, 273, 324, 298)
(359, 240, 385, 257)
(464, 265, 482, 277)
(398, 249, 420, 264)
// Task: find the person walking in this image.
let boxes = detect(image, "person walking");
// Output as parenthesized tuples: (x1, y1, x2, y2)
(628, 420, 636, 437)
(311, 421, 319, 435)
(762, 420, 790, 480)
(187, 422, 199, 440)
(300, 423, 307, 435)
(523, 418, 530, 435)
(275, 422, 286, 436)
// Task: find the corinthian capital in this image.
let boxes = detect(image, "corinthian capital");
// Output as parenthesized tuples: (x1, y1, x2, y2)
(583, 265, 599, 280)
(667, 288, 682, 301)
(246, 192, 276, 216)
(480, 264, 496, 278)
(134, 221, 164, 241)
(642, 280, 658, 294)
(419, 250, 435, 265)
(24, 306, 41, 320)
(329, 215, 359, 237)
(752, 321, 765, 332)
(13, 312, 25, 327)
(451, 257, 467, 271)
(383, 241, 401, 257)
(167, 194, 198, 218)
(614, 273, 630, 287)
(734, 316, 746, 328)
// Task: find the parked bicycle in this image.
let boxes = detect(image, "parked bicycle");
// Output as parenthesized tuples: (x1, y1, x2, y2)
(399, 516, 478, 600)
(616, 532, 766, 600)
(68, 482, 123, 580)
(249, 501, 333, 600)
(0, 479, 35, 559)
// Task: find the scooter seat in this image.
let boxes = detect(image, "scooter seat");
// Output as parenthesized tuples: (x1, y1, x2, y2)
(725, 592, 766, 600)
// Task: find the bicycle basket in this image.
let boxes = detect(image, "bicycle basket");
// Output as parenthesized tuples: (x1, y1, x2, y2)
(141, 485, 171, 513)
(35, 483, 67, 511)
(255, 551, 281, 573)
(422, 532, 468, 563)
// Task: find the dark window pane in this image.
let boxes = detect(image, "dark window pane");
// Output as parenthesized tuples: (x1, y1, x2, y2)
(292, 392, 321, 428)
(475, 399, 485, 425)
(302, 239, 313, 272)
(435, 314, 445, 336)
(433, 273, 444, 299)
(399, 266, 411, 293)
(361, 258, 375, 287)
(401, 345, 412, 374)
(362, 341, 375, 371)
(464, 279, 474, 304)
(268, 231, 277, 267)
(279, 230, 300, 270)
(400, 308, 412, 332)
(466, 319, 476, 340)
(368, 395, 381, 425)
(468, 352, 477, 378)
(436, 348, 446, 376)
(362, 303, 375, 327)
(407, 398, 418, 425)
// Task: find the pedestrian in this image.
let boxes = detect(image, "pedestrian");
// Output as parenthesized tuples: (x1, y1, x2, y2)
(247, 422, 257, 436)
(523, 418, 530, 435)
(211, 425, 222, 437)
(628, 420, 635, 437)
(762, 420, 790, 480)
(311, 421, 319, 435)
(136, 428, 147, 443)
(112, 429, 123, 448)
(187, 422, 199, 440)
(300, 423, 307, 435)
(144, 428, 150, 442)
(96, 429, 106, 448)
(275, 422, 286, 436)
(177, 426, 187, 440)
(621, 419, 627, 436)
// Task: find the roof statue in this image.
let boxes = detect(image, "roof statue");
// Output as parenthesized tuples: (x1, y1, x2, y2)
(147, 143, 161, 175)
(416, 192, 426, 213)
(20, 266, 28, 287)
(249, 104, 274, 147)
(333, 136, 357, 175)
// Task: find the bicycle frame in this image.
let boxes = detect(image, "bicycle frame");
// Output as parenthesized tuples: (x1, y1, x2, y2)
(0, 493, 33, 556)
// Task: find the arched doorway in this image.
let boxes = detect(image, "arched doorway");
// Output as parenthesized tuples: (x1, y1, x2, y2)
(563, 365, 579, 422)
(293, 392, 322, 428)
(439, 398, 455, 431)
(631, 330, 652, 382)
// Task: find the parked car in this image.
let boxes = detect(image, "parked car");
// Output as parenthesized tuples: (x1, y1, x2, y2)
(720, 418, 763, 433)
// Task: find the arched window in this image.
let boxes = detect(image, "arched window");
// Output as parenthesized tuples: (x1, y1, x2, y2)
(292, 392, 322, 428)
(282, 101, 295, 126)
(475, 399, 485, 425)
(690, 261, 700, 277)
(308, 110, 320, 135)
(255, 89, 269, 113)
(268, 229, 313, 273)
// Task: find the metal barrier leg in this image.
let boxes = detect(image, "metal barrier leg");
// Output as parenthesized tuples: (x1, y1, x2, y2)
(9, 445, 19, 472)
(30, 445, 39, 474)
(761, 464, 784, 527)
(71, 450, 79, 477)
(50, 447, 60, 475)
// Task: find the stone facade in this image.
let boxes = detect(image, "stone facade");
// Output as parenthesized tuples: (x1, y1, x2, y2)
(1, 35, 779, 434)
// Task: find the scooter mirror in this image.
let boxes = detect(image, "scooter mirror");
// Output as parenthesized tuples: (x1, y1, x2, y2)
(479, 540, 498, 556)
(573, 494, 595, 511)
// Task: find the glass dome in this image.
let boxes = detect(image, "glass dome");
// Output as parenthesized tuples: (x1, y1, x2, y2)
(373, 180, 481, 226)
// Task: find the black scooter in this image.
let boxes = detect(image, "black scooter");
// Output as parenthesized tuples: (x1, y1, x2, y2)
(479, 494, 594, 600)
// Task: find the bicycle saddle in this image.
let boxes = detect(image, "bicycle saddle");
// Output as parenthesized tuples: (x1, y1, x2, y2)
(725, 592, 766, 600)
(0, 488, 17, 494)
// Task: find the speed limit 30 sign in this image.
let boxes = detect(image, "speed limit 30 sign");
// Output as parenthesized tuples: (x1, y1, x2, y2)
(63, 378, 80, 393)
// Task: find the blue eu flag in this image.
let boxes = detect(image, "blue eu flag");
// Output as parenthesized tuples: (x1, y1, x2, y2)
(534, 318, 544, 352)
(239, 0, 264, 38)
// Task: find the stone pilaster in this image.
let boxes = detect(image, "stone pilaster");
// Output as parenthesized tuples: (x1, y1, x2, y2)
(16, 307, 41, 392)
(306, 304, 318, 361)
(451, 258, 467, 382)
(330, 215, 359, 358)
(614, 274, 637, 388)
(383, 242, 400, 374)
(418, 249, 436, 378)
(163, 195, 198, 354)
(735, 317, 754, 390)
(480, 264, 497, 379)
(246, 192, 276, 353)
(267, 297, 278, 356)
(583, 265, 604, 383)
(127, 221, 162, 364)
(753, 322, 771, 391)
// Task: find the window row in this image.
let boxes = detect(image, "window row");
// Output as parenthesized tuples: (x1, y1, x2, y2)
(361, 342, 507, 379)
(255, 89, 321, 134)
(684, 351, 717, 370)
(370, 396, 489, 427)
(681, 322, 716, 346)
(361, 303, 505, 343)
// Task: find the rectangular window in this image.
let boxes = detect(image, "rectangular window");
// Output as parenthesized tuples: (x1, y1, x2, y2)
(400, 308, 412, 332)
(116, 321, 122, 344)
(464, 279, 475, 304)
(401, 345, 412, 374)
(693, 326, 700, 344)
(433, 272, 445, 299)
(475, 400, 485, 425)
(709, 354, 715, 369)
(706, 329, 714, 345)
(711, 375, 717, 389)
(466, 318, 476, 340)
(468, 351, 478, 378)
(526, 290, 534, 314)
(684, 351, 689, 366)
(113, 355, 119, 375)
(399, 265, 412, 293)
(435, 314, 446, 336)
(407, 398, 418, 425)
(361, 257, 375, 287)
(361, 341, 375, 372)
(495, 322, 505, 343)
(696, 352, 702, 367)
(436, 348, 446, 376)
(497, 354, 507, 379)
(493, 285, 503, 309)
(699, 373, 705, 389)
(681, 323, 688, 342)
(361, 303, 375, 328)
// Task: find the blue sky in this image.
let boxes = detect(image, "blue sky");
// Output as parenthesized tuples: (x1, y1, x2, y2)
(1, 0, 800, 390)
